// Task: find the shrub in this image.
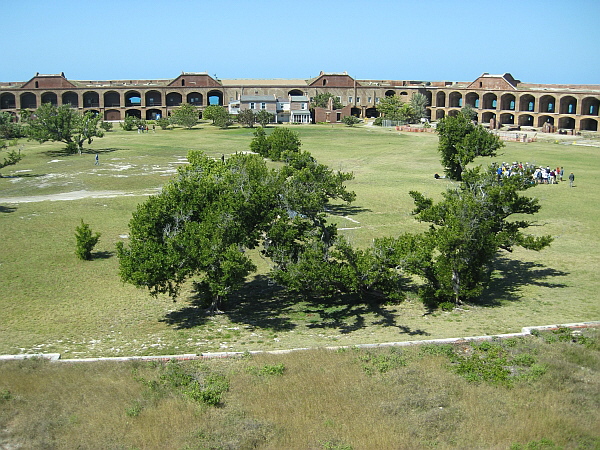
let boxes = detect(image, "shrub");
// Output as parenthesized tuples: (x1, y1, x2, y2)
(100, 121, 113, 132)
(74, 220, 101, 260)
(156, 117, 170, 130)
(342, 115, 361, 127)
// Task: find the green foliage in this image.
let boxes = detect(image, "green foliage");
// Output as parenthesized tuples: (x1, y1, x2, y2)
(0, 389, 12, 402)
(460, 105, 478, 121)
(342, 115, 361, 127)
(376, 167, 552, 305)
(357, 348, 407, 375)
(170, 103, 199, 129)
(237, 109, 257, 128)
(246, 363, 286, 377)
(311, 92, 343, 110)
(132, 360, 229, 410)
(26, 104, 104, 154)
(436, 112, 503, 180)
(99, 121, 113, 132)
(74, 220, 101, 260)
(0, 111, 25, 139)
(0, 143, 23, 173)
(409, 92, 429, 121)
(256, 109, 274, 127)
(249, 126, 268, 156)
(439, 301, 455, 312)
(510, 438, 561, 450)
(117, 142, 358, 311)
(203, 105, 230, 126)
(376, 96, 418, 124)
(156, 117, 170, 130)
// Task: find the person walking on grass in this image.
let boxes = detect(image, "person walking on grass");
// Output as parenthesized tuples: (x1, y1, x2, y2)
(95, 153, 99, 165)
(569, 172, 575, 187)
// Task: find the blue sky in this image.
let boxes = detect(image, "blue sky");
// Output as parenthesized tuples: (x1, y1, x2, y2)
(4, 0, 599, 85)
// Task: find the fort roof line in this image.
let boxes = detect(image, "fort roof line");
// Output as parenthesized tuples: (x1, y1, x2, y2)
(1, 71, 598, 131)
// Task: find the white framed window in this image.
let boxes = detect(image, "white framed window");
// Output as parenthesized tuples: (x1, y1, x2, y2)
(375, 97, 380, 103)
(261, 102, 266, 109)
(250, 102, 255, 110)
(368, 96, 372, 103)
(348, 96, 353, 103)
(336, 96, 341, 102)
(301, 103, 307, 110)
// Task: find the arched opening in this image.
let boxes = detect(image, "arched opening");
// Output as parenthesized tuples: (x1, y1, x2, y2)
(424, 91, 432, 108)
(558, 117, 575, 129)
(288, 89, 303, 96)
(581, 97, 599, 116)
(322, 79, 327, 86)
(125, 109, 141, 119)
(350, 107, 361, 117)
(449, 92, 462, 108)
(125, 91, 142, 107)
(519, 94, 535, 112)
(580, 118, 598, 131)
(385, 90, 395, 97)
(537, 115, 554, 127)
(448, 109, 460, 117)
(482, 111, 495, 124)
(1, 93, 16, 109)
(187, 92, 202, 106)
(436, 110, 445, 120)
(206, 90, 223, 106)
(559, 96, 577, 115)
(146, 109, 163, 120)
(539, 95, 555, 113)
(518, 114, 534, 126)
(83, 91, 99, 108)
(104, 91, 120, 108)
(166, 92, 182, 107)
(104, 109, 121, 121)
(365, 107, 379, 118)
(465, 92, 479, 108)
(41, 92, 58, 106)
(482, 93, 497, 109)
(425, 108, 432, 121)
(436, 91, 446, 107)
(62, 91, 78, 107)
(145, 90, 162, 107)
(500, 113, 514, 125)
(500, 93, 515, 111)
(20, 92, 37, 109)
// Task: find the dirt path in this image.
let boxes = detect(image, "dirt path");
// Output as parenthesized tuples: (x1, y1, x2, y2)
(0, 189, 158, 204)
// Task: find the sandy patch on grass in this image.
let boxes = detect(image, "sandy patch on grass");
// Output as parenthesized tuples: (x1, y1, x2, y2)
(0, 189, 159, 204)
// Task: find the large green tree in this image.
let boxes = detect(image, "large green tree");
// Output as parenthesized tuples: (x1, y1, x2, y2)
(311, 92, 343, 110)
(436, 112, 503, 181)
(256, 109, 274, 127)
(376, 167, 552, 306)
(202, 105, 230, 126)
(170, 103, 199, 129)
(249, 127, 301, 161)
(26, 104, 104, 154)
(117, 147, 358, 312)
(409, 92, 429, 121)
(236, 109, 256, 128)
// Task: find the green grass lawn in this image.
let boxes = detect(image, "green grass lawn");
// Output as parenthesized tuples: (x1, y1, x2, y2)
(0, 123, 599, 357)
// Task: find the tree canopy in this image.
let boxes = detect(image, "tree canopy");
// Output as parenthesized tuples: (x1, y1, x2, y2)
(170, 103, 199, 129)
(236, 109, 256, 128)
(436, 112, 503, 181)
(25, 104, 104, 154)
(311, 93, 343, 110)
(375, 167, 552, 306)
(117, 147, 359, 312)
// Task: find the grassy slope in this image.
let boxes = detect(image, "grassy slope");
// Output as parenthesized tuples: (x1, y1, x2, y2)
(0, 124, 598, 357)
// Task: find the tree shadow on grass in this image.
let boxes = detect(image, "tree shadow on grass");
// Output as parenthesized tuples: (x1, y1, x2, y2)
(0, 205, 17, 213)
(43, 147, 122, 157)
(477, 257, 569, 307)
(161, 275, 297, 331)
(326, 204, 372, 216)
(91, 250, 114, 260)
(303, 292, 429, 337)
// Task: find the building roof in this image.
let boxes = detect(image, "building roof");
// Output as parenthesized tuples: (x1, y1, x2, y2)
(240, 95, 277, 102)
(220, 79, 308, 87)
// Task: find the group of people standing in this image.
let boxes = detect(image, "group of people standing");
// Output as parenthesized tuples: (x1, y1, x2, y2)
(495, 162, 575, 187)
